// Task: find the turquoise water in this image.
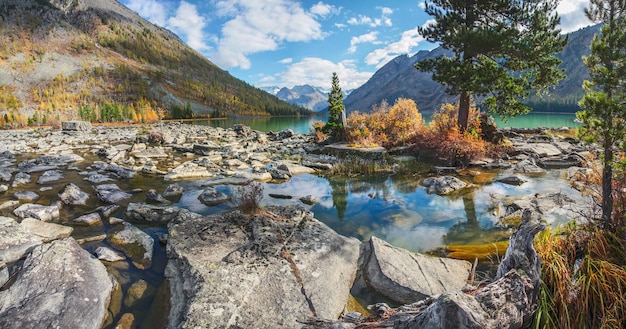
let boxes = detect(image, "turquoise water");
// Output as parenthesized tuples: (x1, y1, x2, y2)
(192, 112, 580, 134)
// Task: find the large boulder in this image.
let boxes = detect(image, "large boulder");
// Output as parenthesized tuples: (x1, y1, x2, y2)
(62, 120, 92, 131)
(166, 206, 361, 328)
(0, 238, 113, 329)
(108, 222, 154, 270)
(363, 236, 471, 304)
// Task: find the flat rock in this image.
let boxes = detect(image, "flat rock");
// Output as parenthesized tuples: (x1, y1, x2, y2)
(126, 203, 201, 223)
(37, 169, 64, 184)
(277, 162, 316, 175)
(364, 236, 471, 304)
(198, 187, 230, 206)
(94, 184, 131, 204)
(0, 238, 112, 329)
(59, 183, 90, 206)
(11, 172, 31, 187)
(95, 246, 126, 262)
(108, 222, 154, 270)
(421, 176, 468, 195)
(13, 190, 39, 202)
(497, 176, 527, 186)
(515, 142, 562, 157)
(164, 161, 214, 181)
(72, 212, 102, 225)
(512, 159, 547, 174)
(19, 218, 73, 242)
(166, 206, 361, 328)
(13, 203, 60, 222)
(0, 217, 43, 263)
(133, 147, 169, 158)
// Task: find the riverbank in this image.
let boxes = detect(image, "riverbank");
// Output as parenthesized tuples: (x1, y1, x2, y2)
(0, 121, 595, 328)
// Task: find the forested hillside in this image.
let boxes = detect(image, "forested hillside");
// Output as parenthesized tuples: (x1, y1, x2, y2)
(0, 0, 308, 127)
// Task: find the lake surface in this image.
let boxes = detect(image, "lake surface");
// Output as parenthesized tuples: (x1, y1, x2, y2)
(196, 112, 580, 134)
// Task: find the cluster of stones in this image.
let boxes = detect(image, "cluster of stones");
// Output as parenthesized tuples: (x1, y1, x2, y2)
(0, 122, 594, 329)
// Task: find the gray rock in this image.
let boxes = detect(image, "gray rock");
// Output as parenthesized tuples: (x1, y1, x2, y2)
(94, 246, 125, 262)
(163, 183, 184, 198)
(0, 184, 7, 193)
(421, 176, 468, 195)
(515, 142, 562, 157)
(109, 222, 154, 270)
(0, 262, 7, 288)
(512, 159, 547, 174)
(19, 218, 73, 242)
(300, 195, 317, 205)
(192, 142, 222, 155)
(166, 206, 360, 329)
(11, 172, 31, 187)
(198, 187, 230, 206)
(97, 204, 120, 218)
(126, 203, 200, 223)
(497, 176, 527, 186)
(363, 236, 471, 304)
(18, 153, 84, 173)
(0, 238, 112, 329)
(133, 147, 169, 158)
(13, 203, 60, 222)
(62, 120, 92, 131)
(105, 164, 135, 179)
(37, 170, 63, 184)
(0, 216, 43, 263)
(396, 210, 543, 329)
(146, 189, 169, 204)
(164, 161, 215, 181)
(277, 161, 316, 175)
(13, 190, 39, 202)
(59, 183, 90, 206)
(72, 212, 102, 225)
(0, 200, 19, 210)
(84, 172, 112, 184)
(0, 169, 13, 182)
(94, 184, 131, 204)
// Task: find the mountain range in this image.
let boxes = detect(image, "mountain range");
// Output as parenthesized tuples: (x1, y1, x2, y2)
(261, 85, 329, 112)
(343, 24, 600, 114)
(0, 0, 308, 125)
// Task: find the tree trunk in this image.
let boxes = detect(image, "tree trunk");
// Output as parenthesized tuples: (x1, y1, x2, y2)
(458, 92, 470, 132)
(602, 141, 613, 223)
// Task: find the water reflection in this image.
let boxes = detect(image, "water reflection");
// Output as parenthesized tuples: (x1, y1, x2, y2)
(254, 170, 585, 253)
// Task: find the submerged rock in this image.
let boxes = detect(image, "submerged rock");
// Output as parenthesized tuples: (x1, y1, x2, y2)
(421, 176, 468, 195)
(13, 190, 39, 202)
(198, 187, 230, 206)
(108, 222, 154, 270)
(0, 238, 113, 329)
(166, 206, 360, 328)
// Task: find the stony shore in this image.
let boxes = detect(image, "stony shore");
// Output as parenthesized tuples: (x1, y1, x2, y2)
(0, 121, 594, 328)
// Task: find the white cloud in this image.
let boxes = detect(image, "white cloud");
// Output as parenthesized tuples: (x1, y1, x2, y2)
(310, 2, 340, 17)
(211, 0, 325, 69)
(125, 0, 167, 26)
(276, 57, 374, 90)
(348, 31, 379, 53)
(335, 23, 347, 28)
(279, 57, 293, 64)
(365, 28, 423, 68)
(418, 2, 426, 10)
(347, 7, 393, 27)
(557, 0, 592, 33)
(167, 1, 210, 52)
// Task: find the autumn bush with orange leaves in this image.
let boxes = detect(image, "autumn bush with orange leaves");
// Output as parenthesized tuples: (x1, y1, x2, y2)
(345, 100, 505, 164)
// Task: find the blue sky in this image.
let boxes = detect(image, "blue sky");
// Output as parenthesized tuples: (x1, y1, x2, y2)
(121, 0, 591, 91)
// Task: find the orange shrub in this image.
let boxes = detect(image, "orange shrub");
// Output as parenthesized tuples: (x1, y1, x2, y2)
(346, 98, 425, 147)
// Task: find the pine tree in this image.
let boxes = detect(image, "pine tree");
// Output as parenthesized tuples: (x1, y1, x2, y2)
(327, 72, 345, 129)
(578, 0, 626, 224)
(416, 0, 567, 131)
